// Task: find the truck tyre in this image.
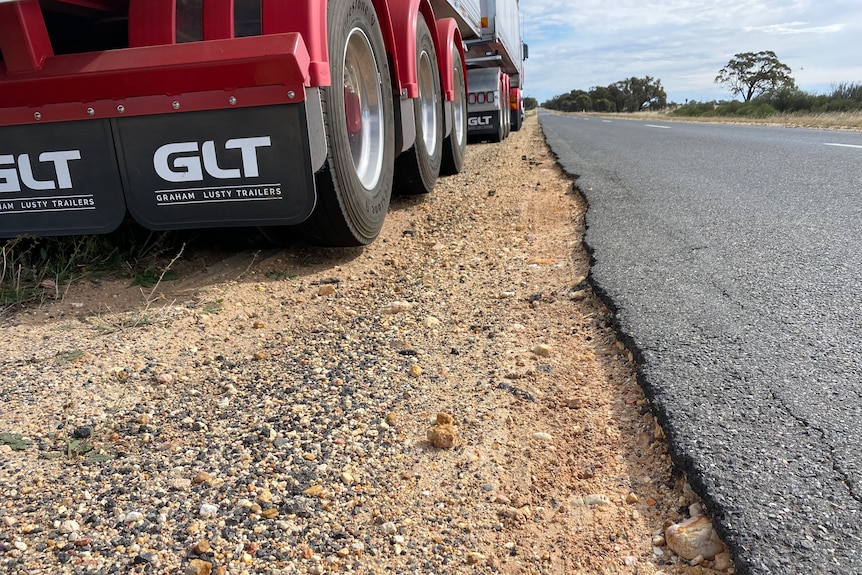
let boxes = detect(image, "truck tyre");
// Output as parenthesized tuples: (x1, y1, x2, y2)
(299, 0, 395, 246)
(492, 105, 505, 143)
(441, 41, 467, 176)
(503, 92, 511, 138)
(511, 107, 523, 131)
(394, 15, 443, 195)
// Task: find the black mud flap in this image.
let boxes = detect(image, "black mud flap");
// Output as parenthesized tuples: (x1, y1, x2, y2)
(113, 104, 316, 231)
(0, 120, 127, 238)
(467, 111, 501, 136)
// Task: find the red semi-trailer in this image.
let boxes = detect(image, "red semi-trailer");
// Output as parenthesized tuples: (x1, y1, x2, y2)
(0, 0, 525, 245)
(464, 0, 527, 140)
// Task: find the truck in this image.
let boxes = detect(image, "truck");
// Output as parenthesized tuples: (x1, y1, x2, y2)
(463, 0, 527, 140)
(0, 0, 526, 246)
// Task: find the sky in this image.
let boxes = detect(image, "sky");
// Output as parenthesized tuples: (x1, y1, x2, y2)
(519, 0, 862, 104)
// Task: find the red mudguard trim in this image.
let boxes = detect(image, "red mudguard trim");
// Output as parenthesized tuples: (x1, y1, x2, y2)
(262, 0, 330, 88)
(433, 17, 463, 102)
(0, 33, 311, 126)
(387, 0, 428, 100)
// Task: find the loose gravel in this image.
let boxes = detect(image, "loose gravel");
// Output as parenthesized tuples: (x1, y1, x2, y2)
(0, 114, 732, 575)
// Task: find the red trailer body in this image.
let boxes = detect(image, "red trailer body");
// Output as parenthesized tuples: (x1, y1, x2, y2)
(0, 0, 477, 245)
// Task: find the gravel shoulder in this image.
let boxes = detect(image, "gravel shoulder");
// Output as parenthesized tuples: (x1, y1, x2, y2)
(1, 114, 731, 574)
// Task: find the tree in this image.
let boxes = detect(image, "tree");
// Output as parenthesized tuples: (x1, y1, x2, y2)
(625, 76, 667, 110)
(715, 51, 795, 102)
(542, 76, 667, 113)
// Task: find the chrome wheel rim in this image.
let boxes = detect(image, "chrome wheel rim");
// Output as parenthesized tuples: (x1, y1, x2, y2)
(418, 48, 439, 154)
(452, 47, 466, 147)
(343, 27, 385, 190)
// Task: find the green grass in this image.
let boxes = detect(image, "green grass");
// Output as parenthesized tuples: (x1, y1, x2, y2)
(1, 228, 186, 309)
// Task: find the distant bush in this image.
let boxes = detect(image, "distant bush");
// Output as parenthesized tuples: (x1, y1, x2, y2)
(672, 102, 718, 117)
(670, 82, 862, 118)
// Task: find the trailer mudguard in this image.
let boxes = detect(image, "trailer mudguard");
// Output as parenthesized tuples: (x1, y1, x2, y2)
(114, 104, 316, 231)
(0, 119, 126, 238)
(434, 17, 464, 103)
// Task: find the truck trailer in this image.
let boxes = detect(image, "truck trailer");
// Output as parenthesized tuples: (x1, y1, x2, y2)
(0, 0, 526, 246)
(463, 0, 526, 140)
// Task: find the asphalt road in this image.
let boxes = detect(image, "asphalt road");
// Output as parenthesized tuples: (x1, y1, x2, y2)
(539, 111, 862, 575)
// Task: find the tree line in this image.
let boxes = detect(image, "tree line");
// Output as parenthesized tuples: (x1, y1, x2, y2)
(540, 51, 862, 117)
(674, 82, 862, 118)
(542, 76, 667, 113)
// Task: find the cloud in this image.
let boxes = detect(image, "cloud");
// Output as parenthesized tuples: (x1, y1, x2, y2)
(520, 0, 862, 103)
(743, 22, 845, 35)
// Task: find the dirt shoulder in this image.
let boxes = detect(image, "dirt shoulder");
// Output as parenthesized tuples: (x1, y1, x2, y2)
(0, 114, 732, 574)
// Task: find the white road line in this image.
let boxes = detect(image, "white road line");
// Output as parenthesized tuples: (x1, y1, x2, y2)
(824, 143, 862, 149)
(645, 124, 671, 129)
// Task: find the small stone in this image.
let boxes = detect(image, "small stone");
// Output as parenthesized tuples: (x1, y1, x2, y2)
(257, 489, 273, 503)
(531, 432, 553, 442)
(303, 485, 325, 497)
(584, 494, 611, 507)
(58, 520, 80, 534)
(385, 411, 398, 426)
(192, 472, 213, 485)
(625, 492, 639, 504)
(384, 301, 414, 314)
(526, 257, 558, 265)
(465, 551, 487, 565)
(199, 504, 219, 518)
(409, 364, 422, 377)
(13, 541, 27, 551)
(186, 559, 213, 575)
(531, 344, 552, 357)
(565, 397, 584, 409)
(71, 426, 93, 439)
(261, 508, 278, 519)
(340, 472, 355, 485)
(423, 316, 441, 327)
(381, 522, 397, 535)
(133, 552, 155, 565)
(192, 540, 211, 555)
(318, 285, 335, 297)
(665, 514, 726, 560)
(427, 414, 458, 449)
(252, 320, 265, 328)
(713, 551, 733, 571)
(156, 373, 173, 384)
(124, 511, 144, 523)
(435, 412, 453, 425)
